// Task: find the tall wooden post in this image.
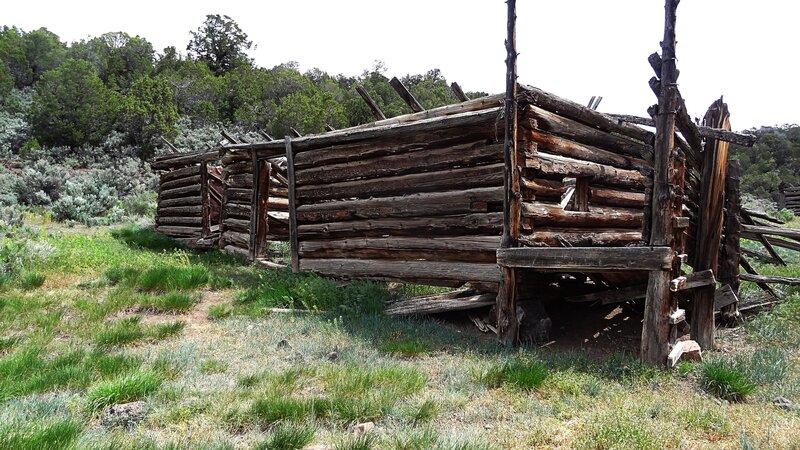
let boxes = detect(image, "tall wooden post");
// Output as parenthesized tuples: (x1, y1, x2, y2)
(641, 0, 680, 365)
(496, 0, 521, 346)
(719, 160, 741, 322)
(693, 98, 731, 346)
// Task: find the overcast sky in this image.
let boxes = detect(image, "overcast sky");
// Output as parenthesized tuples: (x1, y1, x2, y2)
(5, 0, 799, 130)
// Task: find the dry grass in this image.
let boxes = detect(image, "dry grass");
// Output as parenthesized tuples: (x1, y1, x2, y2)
(1, 223, 800, 449)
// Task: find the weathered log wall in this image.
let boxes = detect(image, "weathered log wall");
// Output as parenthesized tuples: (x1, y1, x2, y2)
(219, 150, 290, 259)
(516, 89, 655, 249)
(151, 150, 219, 248)
(289, 108, 506, 285)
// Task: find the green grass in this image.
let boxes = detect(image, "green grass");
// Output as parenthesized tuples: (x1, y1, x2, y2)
(199, 358, 228, 374)
(477, 357, 549, 391)
(17, 271, 45, 290)
(111, 224, 183, 252)
(94, 317, 146, 347)
(145, 291, 199, 313)
(0, 419, 83, 450)
(86, 369, 164, 410)
(335, 433, 376, 450)
(700, 359, 757, 402)
(380, 338, 430, 358)
(253, 423, 315, 450)
(133, 265, 210, 292)
(576, 412, 659, 450)
(152, 321, 186, 340)
(208, 303, 232, 320)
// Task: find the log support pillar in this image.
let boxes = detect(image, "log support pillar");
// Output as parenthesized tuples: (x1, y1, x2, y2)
(641, 0, 682, 365)
(496, 0, 521, 346)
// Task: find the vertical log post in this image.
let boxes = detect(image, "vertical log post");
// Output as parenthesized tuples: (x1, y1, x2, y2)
(285, 137, 300, 272)
(496, 0, 521, 346)
(248, 151, 259, 261)
(692, 98, 731, 348)
(641, 0, 680, 365)
(200, 161, 210, 238)
(719, 161, 741, 322)
(254, 160, 272, 258)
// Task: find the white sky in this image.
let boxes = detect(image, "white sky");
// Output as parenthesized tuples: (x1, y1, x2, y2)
(4, 0, 799, 130)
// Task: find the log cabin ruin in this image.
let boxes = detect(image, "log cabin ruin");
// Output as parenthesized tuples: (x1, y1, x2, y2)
(150, 0, 762, 366)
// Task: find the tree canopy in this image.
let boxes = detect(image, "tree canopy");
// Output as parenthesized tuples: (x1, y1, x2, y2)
(187, 14, 252, 76)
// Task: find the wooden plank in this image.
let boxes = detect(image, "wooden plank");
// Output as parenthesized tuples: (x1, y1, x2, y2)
(157, 206, 203, 217)
(286, 137, 299, 272)
(295, 141, 502, 186)
(356, 85, 387, 121)
(158, 196, 202, 208)
(713, 284, 739, 311)
(389, 76, 424, 112)
(564, 284, 647, 303)
(609, 113, 757, 146)
(740, 273, 800, 286)
(739, 257, 778, 297)
(297, 213, 502, 239)
(741, 224, 800, 241)
(526, 104, 652, 159)
(496, 246, 673, 271)
(521, 202, 643, 228)
(386, 292, 495, 316)
(451, 82, 470, 102)
(156, 216, 203, 226)
(161, 174, 202, 191)
(297, 163, 503, 202)
(524, 152, 645, 189)
(521, 228, 643, 247)
(200, 161, 210, 237)
(669, 269, 716, 292)
(519, 85, 654, 145)
(160, 184, 201, 200)
(300, 258, 501, 283)
(151, 151, 218, 170)
(526, 127, 648, 171)
(740, 210, 786, 266)
(573, 178, 589, 212)
(155, 225, 202, 237)
(296, 186, 503, 223)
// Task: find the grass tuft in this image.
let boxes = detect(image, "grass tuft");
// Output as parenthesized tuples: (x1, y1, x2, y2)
(146, 291, 198, 313)
(249, 397, 308, 425)
(477, 357, 549, 391)
(134, 265, 209, 292)
(380, 338, 430, 358)
(199, 359, 228, 374)
(86, 369, 164, 411)
(253, 423, 316, 450)
(335, 433, 376, 450)
(152, 321, 186, 340)
(18, 271, 46, 290)
(0, 420, 83, 450)
(94, 317, 145, 347)
(208, 303, 233, 320)
(700, 359, 757, 402)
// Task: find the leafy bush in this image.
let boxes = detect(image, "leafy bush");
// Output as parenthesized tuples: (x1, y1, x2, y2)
(13, 159, 63, 206)
(17, 271, 45, 289)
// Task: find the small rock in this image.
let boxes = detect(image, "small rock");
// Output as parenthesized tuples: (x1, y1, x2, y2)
(326, 347, 339, 361)
(101, 401, 148, 428)
(483, 424, 494, 430)
(774, 396, 794, 411)
(277, 339, 291, 350)
(353, 421, 375, 433)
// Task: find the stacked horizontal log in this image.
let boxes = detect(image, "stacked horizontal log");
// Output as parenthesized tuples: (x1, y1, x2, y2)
(219, 150, 290, 258)
(152, 151, 218, 247)
(516, 89, 655, 248)
(291, 108, 506, 285)
(780, 186, 800, 215)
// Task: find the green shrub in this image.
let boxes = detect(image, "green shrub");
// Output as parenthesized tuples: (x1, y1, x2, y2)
(86, 370, 163, 410)
(253, 423, 315, 450)
(18, 271, 45, 289)
(700, 359, 756, 402)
